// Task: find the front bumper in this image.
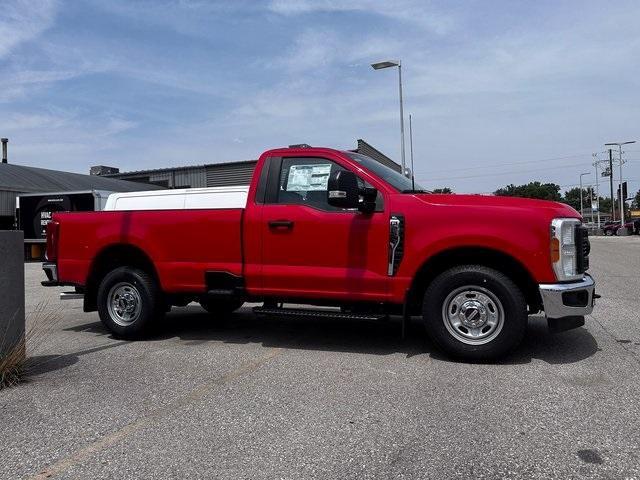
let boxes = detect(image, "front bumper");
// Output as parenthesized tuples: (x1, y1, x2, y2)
(539, 274, 595, 319)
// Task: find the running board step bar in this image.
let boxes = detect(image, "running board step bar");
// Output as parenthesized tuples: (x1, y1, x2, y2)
(253, 307, 386, 321)
(60, 292, 84, 300)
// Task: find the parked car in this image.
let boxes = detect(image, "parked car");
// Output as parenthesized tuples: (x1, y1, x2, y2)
(603, 221, 621, 235)
(627, 219, 640, 235)
(604, 219, 640, 235)
(42, 145, 595, 361)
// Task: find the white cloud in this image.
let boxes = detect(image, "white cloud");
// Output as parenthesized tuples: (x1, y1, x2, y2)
(268, 0, 455, 34)
(0, 0, 58, 59)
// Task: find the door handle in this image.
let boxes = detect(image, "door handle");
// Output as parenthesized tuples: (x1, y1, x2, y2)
(268, 220, 294, 229)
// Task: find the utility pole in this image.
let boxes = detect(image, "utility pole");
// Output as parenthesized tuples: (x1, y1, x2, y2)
(619, 147, 624, 225)
(605, 140, 635, 226)
(609, 149, 615, 221)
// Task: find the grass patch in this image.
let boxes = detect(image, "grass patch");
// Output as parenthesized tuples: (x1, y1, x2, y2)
(1, 303, 64, 390)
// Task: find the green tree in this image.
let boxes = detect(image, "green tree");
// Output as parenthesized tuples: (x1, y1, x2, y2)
(598, 197, 612, 215)
(432, 187, 453, 194)
(562, 187, 594, 212)
(494, 182, 562, 201)
(633, 189, 640, 209)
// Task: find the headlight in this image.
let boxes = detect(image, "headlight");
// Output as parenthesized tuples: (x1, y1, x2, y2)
(550, 218, 581, 281)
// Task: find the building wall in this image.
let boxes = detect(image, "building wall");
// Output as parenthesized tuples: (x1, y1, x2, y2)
(119, 167, 208, 188)
(205, 162, 256, 187)
(103, 141, 397, 190)
(0, 190, 18, 217)
(109, 162, 257, 189)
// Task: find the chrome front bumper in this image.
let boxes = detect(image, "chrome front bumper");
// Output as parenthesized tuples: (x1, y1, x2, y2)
(538, 275, 595, 319)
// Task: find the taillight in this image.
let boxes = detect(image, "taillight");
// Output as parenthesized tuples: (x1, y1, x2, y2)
(45, 220, 59, 261)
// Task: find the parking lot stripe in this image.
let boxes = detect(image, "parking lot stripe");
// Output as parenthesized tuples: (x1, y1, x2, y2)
(29, 347, 283, 480)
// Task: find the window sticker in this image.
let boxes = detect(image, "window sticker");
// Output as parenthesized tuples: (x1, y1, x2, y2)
(286, 163, 332, 191)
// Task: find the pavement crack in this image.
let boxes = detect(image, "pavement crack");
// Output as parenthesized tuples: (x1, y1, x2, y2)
(588, 314, 640, 366)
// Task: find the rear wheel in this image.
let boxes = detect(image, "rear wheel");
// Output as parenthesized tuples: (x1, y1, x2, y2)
(200, 298, 244, 316)
(97, 267, 162, 339)
(422, 265, 527, 361)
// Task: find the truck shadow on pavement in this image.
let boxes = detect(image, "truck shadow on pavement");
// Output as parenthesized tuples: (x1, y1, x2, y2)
(63, 306, 599, 365)
(21, 341, 129, 379)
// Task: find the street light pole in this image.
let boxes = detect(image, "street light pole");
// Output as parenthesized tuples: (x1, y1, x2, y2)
(371, 60, 407, 176)
(398, 63, 406, 176)
(580, 172, 590, 220)
(409, 113, 415, 191)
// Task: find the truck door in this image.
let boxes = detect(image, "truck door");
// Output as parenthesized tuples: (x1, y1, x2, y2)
(258, 156, 389, 301)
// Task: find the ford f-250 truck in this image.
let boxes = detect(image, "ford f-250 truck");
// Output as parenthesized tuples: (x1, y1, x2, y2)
(42, 145, 595, 360)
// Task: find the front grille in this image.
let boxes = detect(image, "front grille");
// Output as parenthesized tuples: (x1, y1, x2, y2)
(575, 225, 590, 273)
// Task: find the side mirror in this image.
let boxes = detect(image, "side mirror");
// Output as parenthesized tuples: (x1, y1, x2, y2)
(359, 187, 377, 214)
(327, 170, 359, 209)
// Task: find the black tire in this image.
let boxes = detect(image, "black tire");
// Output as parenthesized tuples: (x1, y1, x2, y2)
(200, 298, 244, 316)
(97, 267, 163, 339)
(422, 265, 527, 361)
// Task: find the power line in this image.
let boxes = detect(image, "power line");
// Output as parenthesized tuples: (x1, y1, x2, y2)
(413, 152, 593, 176)
(416, 161, 589, 182)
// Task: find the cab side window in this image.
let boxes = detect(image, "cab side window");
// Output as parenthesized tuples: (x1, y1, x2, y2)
(277, 158, 346, 211)
(269, 157, 383, 212)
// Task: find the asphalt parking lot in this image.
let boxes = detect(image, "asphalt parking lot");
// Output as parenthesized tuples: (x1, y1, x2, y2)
(2, 236, 640, 479)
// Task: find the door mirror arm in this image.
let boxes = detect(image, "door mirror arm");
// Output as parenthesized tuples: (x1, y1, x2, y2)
(358, 187, 377, 214)
(327, 170, 378, 213)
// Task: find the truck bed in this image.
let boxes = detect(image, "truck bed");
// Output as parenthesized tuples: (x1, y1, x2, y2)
(56, 209, 244, 292)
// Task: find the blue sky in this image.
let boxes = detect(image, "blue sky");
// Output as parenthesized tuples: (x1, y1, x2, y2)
(1, 0, 639, 195)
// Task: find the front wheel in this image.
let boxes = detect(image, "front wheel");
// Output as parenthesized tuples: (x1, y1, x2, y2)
(422, 265, 527, 361)
(97, 267, 163, 339)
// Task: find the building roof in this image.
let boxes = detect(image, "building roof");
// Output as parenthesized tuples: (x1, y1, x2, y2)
(101, 159, 258, 177)
(0, 162, 162, 194)
(353, 139, 402, 173)
(102, 139, 399, 178)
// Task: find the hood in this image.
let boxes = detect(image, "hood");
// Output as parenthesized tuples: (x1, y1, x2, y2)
(415, 194, 580, 219)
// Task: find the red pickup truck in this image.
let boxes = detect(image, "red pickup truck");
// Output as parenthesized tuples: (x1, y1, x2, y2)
(43, 145, 595, 360)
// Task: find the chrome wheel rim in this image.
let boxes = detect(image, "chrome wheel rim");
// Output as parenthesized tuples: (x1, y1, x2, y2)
(442, 285, 504, 345)
(107, 282, 142, 326)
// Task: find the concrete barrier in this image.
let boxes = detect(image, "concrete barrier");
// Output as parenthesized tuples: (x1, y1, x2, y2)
(0, 231, 25, 364)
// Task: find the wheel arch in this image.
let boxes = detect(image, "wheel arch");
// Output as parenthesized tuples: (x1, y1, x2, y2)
(84, 243, 160, 312)
(406, 246, 541, 315)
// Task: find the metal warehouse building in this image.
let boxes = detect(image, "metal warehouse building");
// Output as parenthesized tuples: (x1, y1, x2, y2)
(94, 139, 400, 189)
(0, 138, 399, 229)
(0, 160, 160, 229)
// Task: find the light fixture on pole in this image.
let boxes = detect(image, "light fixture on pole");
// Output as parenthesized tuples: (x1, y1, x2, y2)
(371, 59, 407, 177)
(605, 140, 635, 226)
(579, 172, 590, 220)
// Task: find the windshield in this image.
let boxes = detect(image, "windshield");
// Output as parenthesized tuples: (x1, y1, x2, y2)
(346, 152, 426, 193)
